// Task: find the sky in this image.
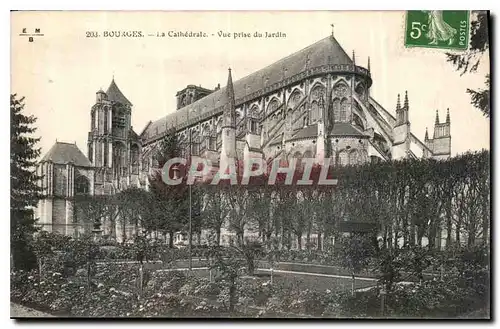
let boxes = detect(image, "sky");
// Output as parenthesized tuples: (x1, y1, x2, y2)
(11, 11, 490, 158)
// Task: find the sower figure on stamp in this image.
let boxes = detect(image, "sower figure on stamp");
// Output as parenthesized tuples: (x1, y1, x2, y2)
(425, 10, 457, 45)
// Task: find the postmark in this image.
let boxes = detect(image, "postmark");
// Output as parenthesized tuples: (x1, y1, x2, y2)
(405, 10, 470, 50)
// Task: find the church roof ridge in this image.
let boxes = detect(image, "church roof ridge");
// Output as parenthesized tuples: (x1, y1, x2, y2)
(144, 35, 353, 141)
(222, 35, 352, 88)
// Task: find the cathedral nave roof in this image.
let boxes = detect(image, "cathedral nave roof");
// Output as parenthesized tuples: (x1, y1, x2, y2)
(143, 36, 353, 142)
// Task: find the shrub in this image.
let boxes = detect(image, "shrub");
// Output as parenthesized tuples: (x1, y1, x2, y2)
(144, 270, 187, 296)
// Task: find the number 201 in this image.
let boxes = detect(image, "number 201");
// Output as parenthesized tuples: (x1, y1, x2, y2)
(410, 22, 427, 39)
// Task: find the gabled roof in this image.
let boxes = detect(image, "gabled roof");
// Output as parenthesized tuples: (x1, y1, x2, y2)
(289, 124, 318, 141)
(41, 142, 92, 167)
(106, 79, 132, 106)
(330, 122, 366, 137)
(143, 35, 353, 141)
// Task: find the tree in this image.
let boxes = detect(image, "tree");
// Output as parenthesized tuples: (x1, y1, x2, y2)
(338, 233, 375, 295)
(102, 194, 121, 240)
(446, 11, 490, 117)
(201, 185, 230, 246)
(208, 245, 245, 313)
(147, 128, 190, 247)
(73, 194, 108, 236)
(11, 94, 43, 271)
(246, 185, 273, 243)
(225, 185, 258, 275)
(116, 187, 150, 241)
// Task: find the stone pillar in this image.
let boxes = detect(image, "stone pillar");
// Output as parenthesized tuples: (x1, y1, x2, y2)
(39, 200, 45, 225)
(101, 140, 105, 168)
(43, 163, 47, 196)
(65, 200, 73, 235)
(90, 171, 95, 196)
(47, 162, 53, 196)
(108, 107, 113, 133)
(92, 140, 96, 166)
(45, 199, 53, 233)
(66, 164, 71, 198)
(69, 165, 74, 198)
(108, 141, 113, 168)
(94, 109, 99, 131)
(316, 121, 325, 165)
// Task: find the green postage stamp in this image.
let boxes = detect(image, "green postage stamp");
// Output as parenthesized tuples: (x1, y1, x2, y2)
(405, 10, 470, 50)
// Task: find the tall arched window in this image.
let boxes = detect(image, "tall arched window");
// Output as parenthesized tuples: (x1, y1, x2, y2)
(91, 111, 96, 130)
(130, 144, 140, 174)
(267, 99, 280, 114)
(311, 101, 319, 124)
(103, 142, 109, 167)
(88, 143, 93, 163)
(292, 151, 303, 169)
(310, 85, 325, 123)
(191, 130, 200, 156)
(113, 142, 127, 175)
(201, 125, 210, 151)
(103, 108, 108, 134)
(333, 99, 341, 122)
(355, 83, 366, 100)
(248, 106, 260, 134)
(340, 99, 348, 122)
(74, 175, 90, 195)
(287, 90, 302, 110)
(332, 82, 349, 123)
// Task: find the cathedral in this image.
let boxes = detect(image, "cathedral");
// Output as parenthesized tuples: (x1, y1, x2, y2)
(35, 34, 451, 236)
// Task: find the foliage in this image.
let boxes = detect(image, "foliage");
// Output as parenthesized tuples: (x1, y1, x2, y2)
(446, 11, 489, 75)
(73, 194, 109, 229)
(338, 234, 376, 274)
(11, 254, 489, 318)
(467, 75, 490, 118)
(147, 128, 192, 246)
(445, 11, 490, 117)
(11, 94, 43, 271)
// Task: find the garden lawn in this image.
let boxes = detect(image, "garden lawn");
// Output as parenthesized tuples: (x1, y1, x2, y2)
(163, 268, 377, 293)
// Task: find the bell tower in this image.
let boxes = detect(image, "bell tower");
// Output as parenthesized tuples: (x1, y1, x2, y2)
(88, 78, 134, 194)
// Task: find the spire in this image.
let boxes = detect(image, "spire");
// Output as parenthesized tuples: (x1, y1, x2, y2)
(424, 127, 429, 141)
(227, 67, 234, 102)
(225, 68, 236, 127)
(446, 108, 450, 123)
(404, 91, 409, 110)
(106, 78, 132, 106)
(367, 56, 371, 72)
(435, 110, 440, 125)
(331, 24, 334, 37)
(396, 94, 401, 111)
(352, 50, 356, 65)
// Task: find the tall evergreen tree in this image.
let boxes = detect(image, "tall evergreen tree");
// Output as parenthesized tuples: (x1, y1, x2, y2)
(11, 94, 43, 270)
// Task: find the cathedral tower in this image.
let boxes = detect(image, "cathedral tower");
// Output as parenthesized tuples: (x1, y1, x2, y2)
(424, 109, 451, 160)
(88, 78, 140, 194)
(392, 91, 411, 159)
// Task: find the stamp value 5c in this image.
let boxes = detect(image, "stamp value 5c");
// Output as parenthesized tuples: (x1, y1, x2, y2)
(405, 10, 470, 50)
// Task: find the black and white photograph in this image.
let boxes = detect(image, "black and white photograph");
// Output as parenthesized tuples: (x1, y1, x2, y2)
(10, 10, 491, 319)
